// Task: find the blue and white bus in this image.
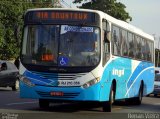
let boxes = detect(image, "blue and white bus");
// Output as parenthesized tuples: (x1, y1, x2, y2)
(19, 8, 155, 112)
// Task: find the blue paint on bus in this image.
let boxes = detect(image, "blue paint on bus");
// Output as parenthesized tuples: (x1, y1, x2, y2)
(20, 57, 154, 101)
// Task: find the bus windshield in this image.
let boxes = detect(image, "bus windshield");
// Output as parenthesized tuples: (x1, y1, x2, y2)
(21, 25, 100, 67)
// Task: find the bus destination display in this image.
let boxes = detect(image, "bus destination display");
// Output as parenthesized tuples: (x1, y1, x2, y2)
(25, 11, 97, 24)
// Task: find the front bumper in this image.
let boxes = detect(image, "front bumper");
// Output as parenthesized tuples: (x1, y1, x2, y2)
(19, 81, 105, 102)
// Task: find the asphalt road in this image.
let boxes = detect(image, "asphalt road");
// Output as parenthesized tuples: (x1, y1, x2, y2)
(0, 87, 160, 119)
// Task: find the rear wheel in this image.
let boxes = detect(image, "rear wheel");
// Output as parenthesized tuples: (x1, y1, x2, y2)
(39, 99, 49, 108)
(102, 84, 115, 112)
(134, 83, 143, 105)
(125, 83, 143, 105)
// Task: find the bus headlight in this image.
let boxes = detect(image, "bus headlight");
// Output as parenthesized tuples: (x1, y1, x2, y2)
(82, 77, 100, 89)
(20, 76, 35, 87)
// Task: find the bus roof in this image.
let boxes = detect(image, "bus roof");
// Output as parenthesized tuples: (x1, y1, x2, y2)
(26, 8, 154, 41)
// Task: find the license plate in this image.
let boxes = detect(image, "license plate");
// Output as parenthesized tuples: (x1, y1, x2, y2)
(50, 91, 64, 96)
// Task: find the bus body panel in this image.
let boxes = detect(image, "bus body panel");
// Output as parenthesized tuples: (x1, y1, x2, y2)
(19, 8, 155, 106)
(19, 56, 154, 102)
(20, 67, 104, 101)
(100, 57, 154, 100)
(20, 80, 102, 101)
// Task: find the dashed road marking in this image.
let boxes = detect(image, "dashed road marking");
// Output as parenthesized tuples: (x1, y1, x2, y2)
(6, 101, 38, 106)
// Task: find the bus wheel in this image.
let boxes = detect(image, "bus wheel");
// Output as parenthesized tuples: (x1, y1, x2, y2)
(39, 99, 49, 108)
(134, 83, 143, 105)
(102, 85, 115, 112)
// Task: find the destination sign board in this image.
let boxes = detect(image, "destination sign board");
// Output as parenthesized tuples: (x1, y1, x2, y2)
(25, 10, 99, 24)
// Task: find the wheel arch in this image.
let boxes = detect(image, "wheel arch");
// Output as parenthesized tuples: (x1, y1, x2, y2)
(112, 79, 117, 93)
(140, 80, 144, 95)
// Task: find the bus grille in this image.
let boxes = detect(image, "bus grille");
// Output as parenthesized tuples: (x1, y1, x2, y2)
(36, 91, 80, 98)
(31, 71, 87, 80)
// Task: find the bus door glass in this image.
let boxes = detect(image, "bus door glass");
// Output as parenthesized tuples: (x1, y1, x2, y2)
(102, 19, 110, 66)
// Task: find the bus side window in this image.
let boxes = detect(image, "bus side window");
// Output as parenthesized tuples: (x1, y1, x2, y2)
(121, 29, 128, 57)
(112, 26, 120, 56)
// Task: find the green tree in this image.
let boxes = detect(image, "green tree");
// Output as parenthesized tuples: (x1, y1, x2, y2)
(0, 0, 55, 60)
(32, 0, 54, 7)
(0, 0, 33, 60)
(73, 0, 132, 22)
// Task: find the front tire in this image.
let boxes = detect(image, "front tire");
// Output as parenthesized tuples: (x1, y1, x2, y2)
(102, 85, 115, 112)
(39, 99, 49, 108)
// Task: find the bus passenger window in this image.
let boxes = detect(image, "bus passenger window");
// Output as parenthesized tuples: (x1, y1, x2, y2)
(128, 32, 134, 58)
(136, 36, 142, 59)
(112, 26, 120, 56)
(121, 30, 128, 57)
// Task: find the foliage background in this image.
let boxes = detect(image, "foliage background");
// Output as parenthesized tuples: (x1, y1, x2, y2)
(0, 0, 54, 60)
(0, 0, 159, 66)
(73, 0, 132, 22)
